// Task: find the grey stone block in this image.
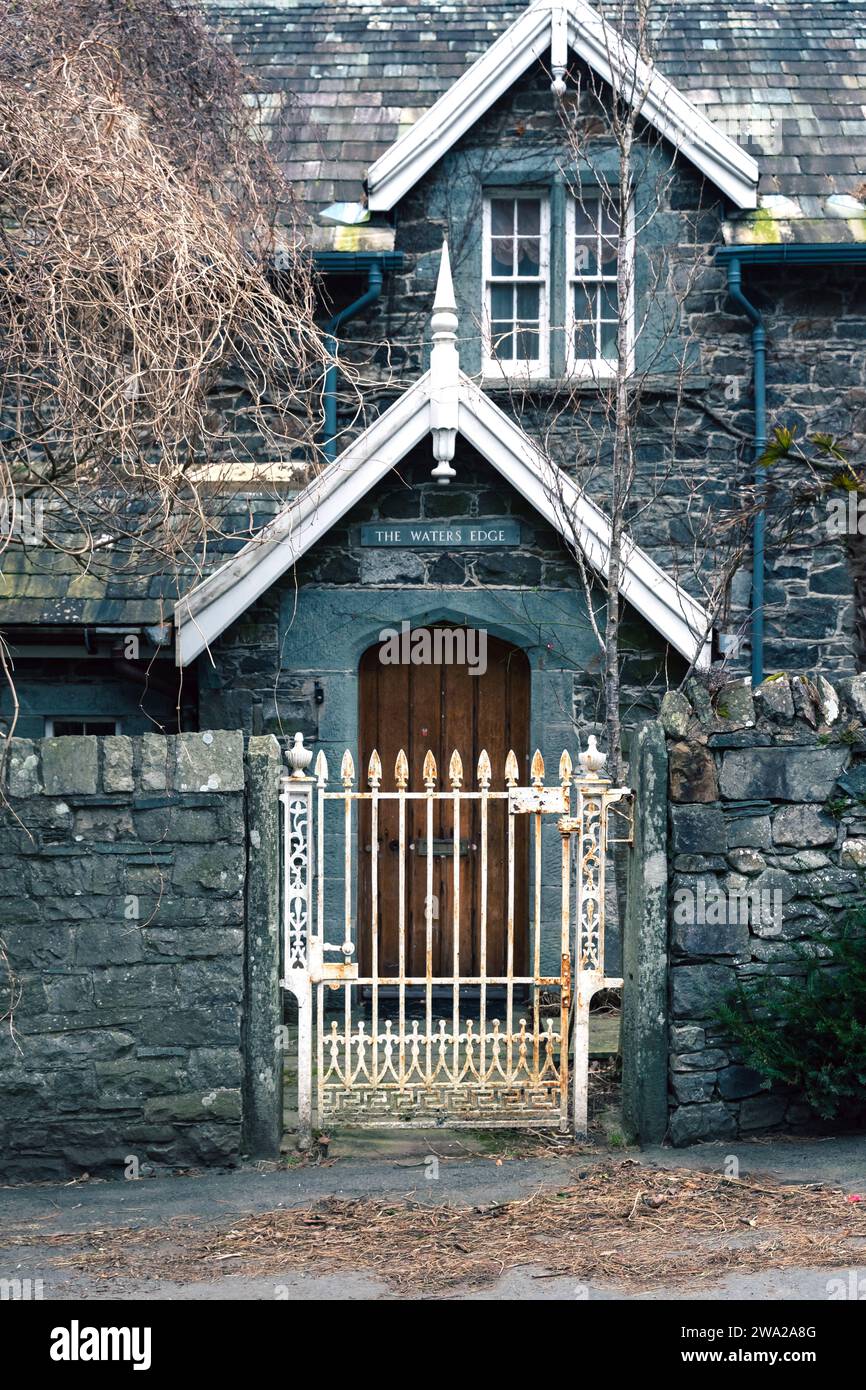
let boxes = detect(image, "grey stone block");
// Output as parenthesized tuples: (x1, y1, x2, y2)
(717, 1064, 764, 1099)
(75, 923, 145, 966)
(670, 803, 727, 853)
(142, 1088, 242, 1124)
(103, 737, 134, 793)
(174, 731, 244, 793)
(837, 673, 866, 721)
(671, 1048, 728, 1071)
(91, 964, 175, 1010)
(727, 848, 765, 874)
(670, 1024, 704, 1053)
(719, 747, 848, 802)
(671, 912, 749, 958)
(716, 681, 755, 727)
(671, 964, 735, 1019)
(739, 1093, 788, 1130)
(659, 690, 692, 737)
(772, 803, 837, 846)
(726, 815, 771, 849)
(42, 737, 98, 795)
(140, 735, 168, 791)
(671, 1072, 717, 1104)
(172, 845, 245, 895)
(755, 676, 795, 721)
(5, 739, 40, 796)
(669, 1101, 737, 1145)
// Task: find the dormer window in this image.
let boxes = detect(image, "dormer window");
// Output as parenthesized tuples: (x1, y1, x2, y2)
(482, 194, 550, 378)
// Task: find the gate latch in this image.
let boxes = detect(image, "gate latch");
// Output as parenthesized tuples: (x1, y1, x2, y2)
(308, 936, 359, 983)
(509, 786, 568, 815)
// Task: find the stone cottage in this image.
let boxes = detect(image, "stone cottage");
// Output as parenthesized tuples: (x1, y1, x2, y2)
(2, 0, 866, 1166)
(3, 0, 866, 747)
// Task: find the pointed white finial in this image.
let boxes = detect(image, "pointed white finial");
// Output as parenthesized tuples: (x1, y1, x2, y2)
(430, 239, 458, 485)
(550, 2, 568, 98)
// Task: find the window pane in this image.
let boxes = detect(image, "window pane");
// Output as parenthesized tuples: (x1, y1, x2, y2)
(573, 199, 597, 240)
(574, 283, 597, 323)
(490, 284, 513, 319)
(574, 319, 597, 360)
(600, 202, 618, 240)
(600, 318, 618, 360)
(491, 237, 514, 275)
(600, 284, 618, 319)
(491, 323, 514, 360)
(516, 237, 540, 276)
(516, 199, 540, 235)
(573, 239, 597, 276)
(516, 325, 540, 361)
(516, 283, 539, 319)
(491, 199, 513, 237)
(600, 236, 618, 273)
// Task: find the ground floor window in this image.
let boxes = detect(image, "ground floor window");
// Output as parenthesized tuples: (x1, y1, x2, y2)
(44, 717, 122, 736)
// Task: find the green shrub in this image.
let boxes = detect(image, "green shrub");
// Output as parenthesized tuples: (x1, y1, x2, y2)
(716, 932, 866, 1122)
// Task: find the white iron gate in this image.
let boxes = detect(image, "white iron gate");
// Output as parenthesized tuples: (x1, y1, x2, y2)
(281, 734, 631, 1139)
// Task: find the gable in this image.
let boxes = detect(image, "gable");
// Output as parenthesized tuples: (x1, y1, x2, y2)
(175, 243, 711, 673)
(175, 364, 711, 670)
(365, 0, 758, 213)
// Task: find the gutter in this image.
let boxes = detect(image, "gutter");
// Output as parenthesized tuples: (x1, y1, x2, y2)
(716, 242, 866, 686)
(316, 251, 403, 463)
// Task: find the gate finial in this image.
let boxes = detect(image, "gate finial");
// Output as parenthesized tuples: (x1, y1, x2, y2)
(287, 731, 313, 779)
(578, 734, 607, 780)
(395, 748, 409, 788)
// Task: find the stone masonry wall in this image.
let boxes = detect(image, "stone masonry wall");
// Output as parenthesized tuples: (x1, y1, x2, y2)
(660, 670, 866, 1145)
(0, 731, 249, 1180)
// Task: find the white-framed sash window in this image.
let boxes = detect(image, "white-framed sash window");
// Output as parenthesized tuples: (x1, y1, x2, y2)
(565, 193, 633, 380)
(482, 194, 550, 378)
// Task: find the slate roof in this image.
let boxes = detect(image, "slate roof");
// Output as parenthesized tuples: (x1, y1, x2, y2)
(0, 495, 293, 628)
(206, 0, 866, 240)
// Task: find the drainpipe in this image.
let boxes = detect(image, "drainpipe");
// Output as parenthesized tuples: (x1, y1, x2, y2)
(323, 260, 384, 461)
(725, 255, 767, 687)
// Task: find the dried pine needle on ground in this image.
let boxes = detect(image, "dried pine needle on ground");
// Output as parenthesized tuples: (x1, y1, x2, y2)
(12, 1162, 866, 1294)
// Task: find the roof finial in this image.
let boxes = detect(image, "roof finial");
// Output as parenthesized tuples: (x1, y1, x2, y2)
(430, 239, 458, 484)
(550, 2, 567, 99)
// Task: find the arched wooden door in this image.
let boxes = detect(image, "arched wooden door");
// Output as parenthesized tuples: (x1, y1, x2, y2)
(358, 628, 530, 980)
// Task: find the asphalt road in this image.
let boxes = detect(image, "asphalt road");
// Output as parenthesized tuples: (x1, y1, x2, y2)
(2, 1134, 864, 1300)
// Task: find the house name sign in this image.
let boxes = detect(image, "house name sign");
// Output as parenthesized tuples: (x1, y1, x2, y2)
(360, 519, 521, 548)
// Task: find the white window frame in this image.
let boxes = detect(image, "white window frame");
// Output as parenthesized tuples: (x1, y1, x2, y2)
(44, 717, 122, 736)
(565, 193, 634, 381)
(482, 193, 551, 380)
